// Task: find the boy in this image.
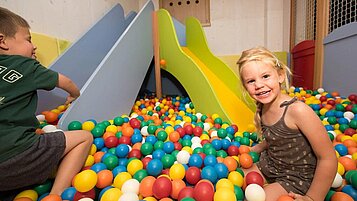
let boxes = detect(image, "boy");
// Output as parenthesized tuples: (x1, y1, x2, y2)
(0, 7, 93, 200)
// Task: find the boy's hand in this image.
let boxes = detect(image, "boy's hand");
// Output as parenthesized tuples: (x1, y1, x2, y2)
(65, 96, 77, 105)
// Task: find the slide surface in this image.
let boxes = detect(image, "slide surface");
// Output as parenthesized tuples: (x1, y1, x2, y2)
(57, 1, 154, 129)
(158, 9, 255, 131)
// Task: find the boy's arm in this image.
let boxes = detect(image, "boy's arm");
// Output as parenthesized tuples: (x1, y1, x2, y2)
(57, 73, 80, 104)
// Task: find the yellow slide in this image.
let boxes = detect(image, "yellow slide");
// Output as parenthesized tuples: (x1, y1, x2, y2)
(157, 9, 255, 131)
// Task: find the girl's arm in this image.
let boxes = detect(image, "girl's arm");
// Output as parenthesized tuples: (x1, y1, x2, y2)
(57, 73, 80, 104)
(250, 140, 268, 153)
(290, 102, 338, 200)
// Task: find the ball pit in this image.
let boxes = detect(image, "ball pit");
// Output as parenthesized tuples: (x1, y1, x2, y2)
(26, 88, 356, 201)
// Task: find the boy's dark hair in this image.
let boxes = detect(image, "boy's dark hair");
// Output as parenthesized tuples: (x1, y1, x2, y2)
(0, 7, 30, 37)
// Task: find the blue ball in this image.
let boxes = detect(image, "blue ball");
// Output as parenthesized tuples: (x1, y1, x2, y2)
(91, 162, 107, 173)
(335, 144, 348, 156)
(131, 133, 143, 144)
(163, 141, 175, 154)
(211, 139, 222, 151)
(335, 111, 344, 118)
(115, 144, 129, 158)
(214, 163, 229, 179)
(201, 166, 218, 184)
(146, 159, 163, 176)
(94, 138, 105, 150)
(324, 125, 334, 131)
(101, 153, 114, 162)
(226, 126, 235, 135)
(338, 118, 349, 125)
(221, 139, 231, 150)
(112, 165, 127, 177)
(188, 153, 203, 168)
(61, 187, 76, 201)
(204, 155, 218, 167)
(342, 185, 357, 200)
(145, 135, 158, 145)
(118, 158, 128, 166)
(325, 110, 335, 117)
(152, 149, 166, 160)
(183, 134, 192, 141)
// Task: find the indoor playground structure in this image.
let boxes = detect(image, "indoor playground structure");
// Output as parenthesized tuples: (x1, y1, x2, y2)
(11, 0, 357, 200)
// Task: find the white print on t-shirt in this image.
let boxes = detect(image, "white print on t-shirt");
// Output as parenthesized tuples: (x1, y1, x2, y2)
(0, 97, 4, 105)
(2, 70, 23, 83)
(0, 65, 7, 74)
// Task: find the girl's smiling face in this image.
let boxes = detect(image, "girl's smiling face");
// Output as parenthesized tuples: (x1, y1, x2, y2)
(240, 61, 284, 104)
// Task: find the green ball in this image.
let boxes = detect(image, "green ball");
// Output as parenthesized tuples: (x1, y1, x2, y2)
(103, 155, 119, 170)
(68, 121, 82, 130)
(147, 125, 157, 135)
(216, 150, 228, 158)
(191, 115, 198, 122)
(349, 119, 357, 129)
(242, 131, 250, 138)
(193, 147, 204, 154)
(95, 122, 107, 130)
(235, 168, 244, 177)
(214, 117, 223, 125)
(352, 106, 357, 114)
(335, 104, 345, 112)
(181, 139, 192, 147)
(154, 141, 164, 150)
(34, 179, 52, 195)
(196, 122, 204, 129)
(345, 170, 357, 184)
(161, 154, 175, 168)
(217, 128, 227, 138)
(250, 132, 258, 141)
(113, 116, 124, 126)
(325, 190, 335, 201)
(350, 171, 357, 188)
(327, 116, 337, 125)
(181, 198, 195, 201)
(204, 147, 217, 156)
(240, 137, 250, 146)
(327, 132, 335, 141)
(234, 185, 244, 201)
(157, 130, 168, 141)
(249, 151, 260, 163)
(140, 142, 154, 156)
(140, 121, 149, 128)
(234, 136, 242, 143)
(201, 114, 208, 122)
(171, 150, 179, 159)
(91, 126, 105, 137)
(339, 124, 350, 133)
(101, 120, 111, 127)
(115, 131, 122, 138)
(108, 147, 116, 155)
(133, 169, 148, 182)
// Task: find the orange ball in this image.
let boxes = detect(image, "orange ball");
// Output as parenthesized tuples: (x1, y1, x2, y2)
(277, 195, 294, 201)
(338, 157, 356, 171)
(139, 176, 156, 197)
(44, 111, 58, 123)
(238, 145, 251, 154)
(169, 131, 180, 142)
(159, 59, 166, 66)
(93, 151, 105, 163)
(122, 126, 134, 137)
(343, 139, 357, 148)
(223, 156, 238, 172)
(160, 198, 173, 201)
(239, 153, 253, 169)
(41, 194, 62, 201)
(170, 179, 186, 199)
(331, 192, 354, 201)
(96, 169, 113, 188)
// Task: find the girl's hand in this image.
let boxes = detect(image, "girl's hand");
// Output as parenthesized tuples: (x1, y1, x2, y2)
(288, 192, 314, 201)
(65, 95, 77, 105)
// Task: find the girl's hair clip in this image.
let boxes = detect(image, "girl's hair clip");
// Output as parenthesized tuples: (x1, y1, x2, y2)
(275, 58, 281, 68)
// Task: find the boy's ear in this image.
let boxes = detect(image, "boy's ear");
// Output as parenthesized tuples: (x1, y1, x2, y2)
(0, 34, 9, 50)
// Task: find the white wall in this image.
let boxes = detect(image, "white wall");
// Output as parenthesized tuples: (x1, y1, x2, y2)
(0, 0, 290, 55)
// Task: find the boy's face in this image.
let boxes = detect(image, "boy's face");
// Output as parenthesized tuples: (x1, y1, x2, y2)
(0, 26, 37, 59)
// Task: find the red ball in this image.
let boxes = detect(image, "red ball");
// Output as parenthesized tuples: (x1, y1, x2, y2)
(193, 180, 214, 201)
(227, 145, 239, 156)
(320, 96, 328, 102)
(118, 135, 131, 145)
(128, 149, 142, 159)
(193, 126, 203, 137)
(245, 171, 264, 187)
(348, 94, 357, 101)
(104, 136, 118, 148)
(198, 153, 206, 161)
(141, 157, 152, 169)
(177, 186, 194, 201)
(174, 142, 182, 150)
(73, 188, 95, 201)
(184, 125, 193, 135)
(214, 123, 221, 129)
(327, 99, 336, 106)
(152, 176, 172, 199)
(345, 104, 354, 111)
(344, 128, 356, 136)
(201, 139, 210, 146)
(231, 124, 238, 133)
(176, 127, 186, 138)
(185, 166, 201, 185)
(129, 118, 141, 129)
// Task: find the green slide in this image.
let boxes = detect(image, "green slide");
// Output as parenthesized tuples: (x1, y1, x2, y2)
(157, 9, 255, 131)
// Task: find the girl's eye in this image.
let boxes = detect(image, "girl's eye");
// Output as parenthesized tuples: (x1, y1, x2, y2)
(247, 80, 255, 84)
(263, 74, 270, 79)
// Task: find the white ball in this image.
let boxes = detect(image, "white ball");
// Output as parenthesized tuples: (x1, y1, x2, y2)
(191, 142, 202, 150)
(185, 103, 190, 109)
(315, 94, 322, 100)
(191, 136, 201, 144)
(121, 179, 140, 194)
(141, 126, 149, 136)
(130, 113, 138, 118)
(317, 88, 325, 94)
(42, 125, 57, 133)
(176, 150, 190, 164)
(245, 184, 266, 201)
(118, 192, 139, 201)
(195, 112, 203, 120)
(331, 173, 343, 188)
(203, 123, 211, 131)
(328, 131, 336, 139)
(210, 130, 218, 138)
(36, 114, 45, 122)
(78, 198, 94, 201)
(344, 111, 355, 120)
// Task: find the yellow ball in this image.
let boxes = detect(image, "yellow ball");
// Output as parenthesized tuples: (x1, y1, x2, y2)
(57, 105, 66, 112)
(101, 187, 122, 201)
(216, 179, 234, 191)
(320, 108, 328, 116)
(84, 155, 95, 167)
(169, 163, 185, 180)
(234, 131, 243, 137)
(214, 187, 236, 201)
(337, 162, 345, 176)
(15, 190, 38, 201)
(82, 121, 95, 131)
(212, 113, 219, 120)
(127, 159, 143, 176)
(352, 134, 357, 142)
(106, 125, 118, 133)
(352, 152, 357, 161)
(73, 170, 97, 192)
(113, 172, 132, 189)
(227, 171, 244, 187)
(200, 134, 210, 141)
(143, 197, 158, 201)
(90, 144, 97, 155)
(182, 146, 193, 154)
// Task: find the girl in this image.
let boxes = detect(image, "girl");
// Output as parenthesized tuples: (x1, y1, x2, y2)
(237, 47, 337, 201)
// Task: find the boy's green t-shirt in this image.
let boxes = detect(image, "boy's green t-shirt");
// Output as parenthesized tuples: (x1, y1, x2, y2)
(0, 55, 58, 163)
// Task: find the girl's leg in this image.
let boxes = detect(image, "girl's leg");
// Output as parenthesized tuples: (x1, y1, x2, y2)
(50, 130, 93, 195)
(264, 182, 288, 201)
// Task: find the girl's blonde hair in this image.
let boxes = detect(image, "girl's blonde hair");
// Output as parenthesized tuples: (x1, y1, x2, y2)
(236, 46, 291, 136)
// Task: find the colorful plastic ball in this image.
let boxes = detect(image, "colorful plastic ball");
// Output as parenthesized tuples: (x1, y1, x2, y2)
(214, 163, 229, 179)
(73, 170, 97, 193)
(152, 149, 166, 160)
(14, 197, 34, 201)
(188, 153, 203, 168)
(177, 187, 194, 201)
(113, 172, 132, 189)
(249, 151, 260, 163)
(127, 159, 144, 176)
(40, 194, 62, 201)
(332, 172, 343, 188)
(73, 188, 95, 201)
(223, 156, 238, 172)
(176, 150, 190, 164)
(193, 180, 214, 201)
(213, 187, 236, 201)
(121, 179, 140, 194)
(96, 169, 113, 189)
(331, 192, 354, 201)
(33, 180, 52, 196)
(141, 142, 154, 155)
(82, 121, 95, 131)
(204, 155, 218, 167)
(104, 136, 119, 148)
(118, 192, 139, 201)
(152, 176, 172, 199)
(128, 148, 142, 159)
(216, 179, 234, 191)
(100, 187, 123, 201)
(115, 144, 129, 158)
(245, 171, 264, 187)
(201, 166, 218, 184)
(239, 153, 253, 168)
(93, 138, 105, 150)
(15, 190, 38, 201)
(139, 176, 156, 197)
(342, 185, 357, 200)
(277, 195, 294, 201)
(163, 141, 175, 153)
(171, 179, 186, 199)
(227, 171, 244, 187)
(103, 154, 119, 170)
(147, 159, 164, 176)
(131, 133, 143, 144)
(335, 144, 348, 156)
(169, 163, 186, 180)
(61, 187, 76, 201)
(245, 184, 266, 201)
(233, 185, 244, 201)
(185, 166, 201, 185)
